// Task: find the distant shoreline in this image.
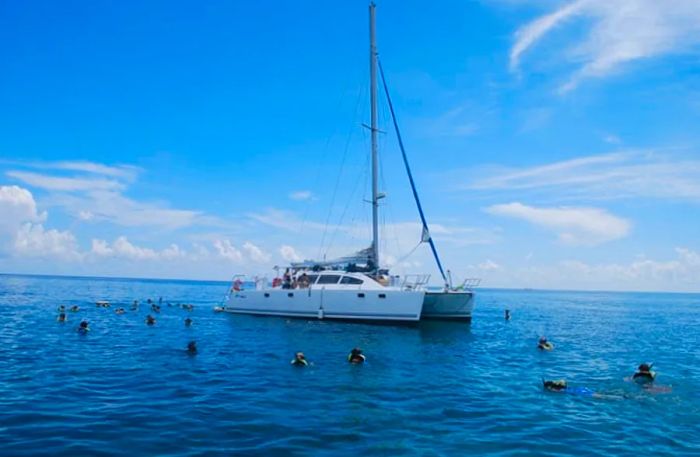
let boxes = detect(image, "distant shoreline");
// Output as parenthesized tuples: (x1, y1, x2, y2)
(1, 272, 698, 295)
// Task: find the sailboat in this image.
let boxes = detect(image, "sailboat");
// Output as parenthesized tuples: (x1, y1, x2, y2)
(224, 3, 477, 322)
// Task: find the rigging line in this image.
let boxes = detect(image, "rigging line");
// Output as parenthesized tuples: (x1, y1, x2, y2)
(300, 81, 366, 236)
(317, 98, 362, 260)
(377, 58, 448, 284)
(394, 240, 423, 269)
(324, 147, 368, 259)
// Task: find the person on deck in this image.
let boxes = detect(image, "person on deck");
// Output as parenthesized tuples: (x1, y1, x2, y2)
(297, 273, 311, 289)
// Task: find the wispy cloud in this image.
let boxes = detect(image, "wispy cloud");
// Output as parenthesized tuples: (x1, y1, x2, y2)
(510, 0, 700, 91)
(289, 190, 315, 201)
(0, 159, 141, 180)
(7, 171, 125, 192)
(6, 161, 207, 230)
(485, 202, 631, 245)
(465, 150, 700, 202)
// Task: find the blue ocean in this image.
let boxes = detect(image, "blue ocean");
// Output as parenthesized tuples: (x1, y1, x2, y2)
(0, 274, 698, 456)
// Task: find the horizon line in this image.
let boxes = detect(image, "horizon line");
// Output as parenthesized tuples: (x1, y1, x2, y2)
(1, 271, 698, 296)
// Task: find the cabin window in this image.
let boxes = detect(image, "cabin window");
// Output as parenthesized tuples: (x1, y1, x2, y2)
(264, 293, 270, 298)
(306, 274, 319, 284)
(287, 292, 294, 297)
(340, 276, 363, 285)
(357, 293, 365, 298)
(378, 293, 386, 299)
(317, 275, 341, 285)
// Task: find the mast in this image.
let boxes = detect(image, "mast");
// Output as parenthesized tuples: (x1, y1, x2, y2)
(369, 2, 380, 272)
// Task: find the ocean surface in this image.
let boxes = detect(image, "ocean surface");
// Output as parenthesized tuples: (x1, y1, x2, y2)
(0, 274, 699, 456)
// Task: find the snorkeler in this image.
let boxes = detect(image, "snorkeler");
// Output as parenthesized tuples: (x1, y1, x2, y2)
(538, 337, 554, 351)
(187, 341, 197, 354)
(77, 320, 90, 333)
(184, 317, 192, 327)
(145, 314, 156, 325)
(348, 348, 366, 364)
(70, 305, 79, 312)
(57, 312, 67, 322)
(632, 363, 656, 383)
(542, 379, 622, 399)
(291, 352, 309, 367)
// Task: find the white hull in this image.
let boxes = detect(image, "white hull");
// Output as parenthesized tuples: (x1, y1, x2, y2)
(420, 291, 474, 321)
(225, 287, 425, 322)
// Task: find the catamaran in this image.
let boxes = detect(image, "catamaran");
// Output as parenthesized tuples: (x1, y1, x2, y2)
(224, 3, 478, 323)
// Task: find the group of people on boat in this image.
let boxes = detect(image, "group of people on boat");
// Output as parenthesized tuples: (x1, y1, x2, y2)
(275, 269, 313, 290)
(291, 348, 366, 367)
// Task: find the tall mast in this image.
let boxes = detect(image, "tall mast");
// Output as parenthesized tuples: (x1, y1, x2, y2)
(369, 2, 380, 272)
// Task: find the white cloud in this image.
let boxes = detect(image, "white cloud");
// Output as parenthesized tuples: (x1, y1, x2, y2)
(7, 170, 124, 191)
(13, 223, 81, 260)
(0, 185, 74, 259)
(242, 241, 270, 263)
(478, 259, 502, 271)
(54, 190, 202, 229)
(0, 185, 46, 228)
(213, 239, 243, 262)
(50, 161, 140, 179)
(280, 245, 302, 262)
(6, 161, 206, 230)
(90, 236, 186, 261)
(510, 0, 700, 91)
(289, 190, 314, 201)
(466, 151, 700, 202)
(485, 202, 631, 245)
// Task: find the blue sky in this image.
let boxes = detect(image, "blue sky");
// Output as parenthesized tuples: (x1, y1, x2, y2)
(1, 0, 699, 291)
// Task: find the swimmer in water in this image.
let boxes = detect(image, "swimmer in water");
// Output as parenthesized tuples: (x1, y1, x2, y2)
(77, 320, 90, 333)
(505, 309, 511, 320)
(57, 312, 67, 322)
(58, 305, 66, 312)
(632, 363, 656, 383)
(131, 300, 139, 310)
(538, 337, 554, 351)
(115, 308, 126, 315)
(184, 317, 192, 327)
(145, 314, 156, 326)
(70, 305, 79, 312)
(543, 379, 623, 399)
(187, 341, 197, 354)
(291, 352, 309, 367)
(348, 348, 366, 364)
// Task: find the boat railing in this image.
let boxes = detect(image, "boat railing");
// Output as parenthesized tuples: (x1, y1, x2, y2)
(230, 275, 269, 292)
(401, 274, 431, 291)
(456, 278, 481, 291)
